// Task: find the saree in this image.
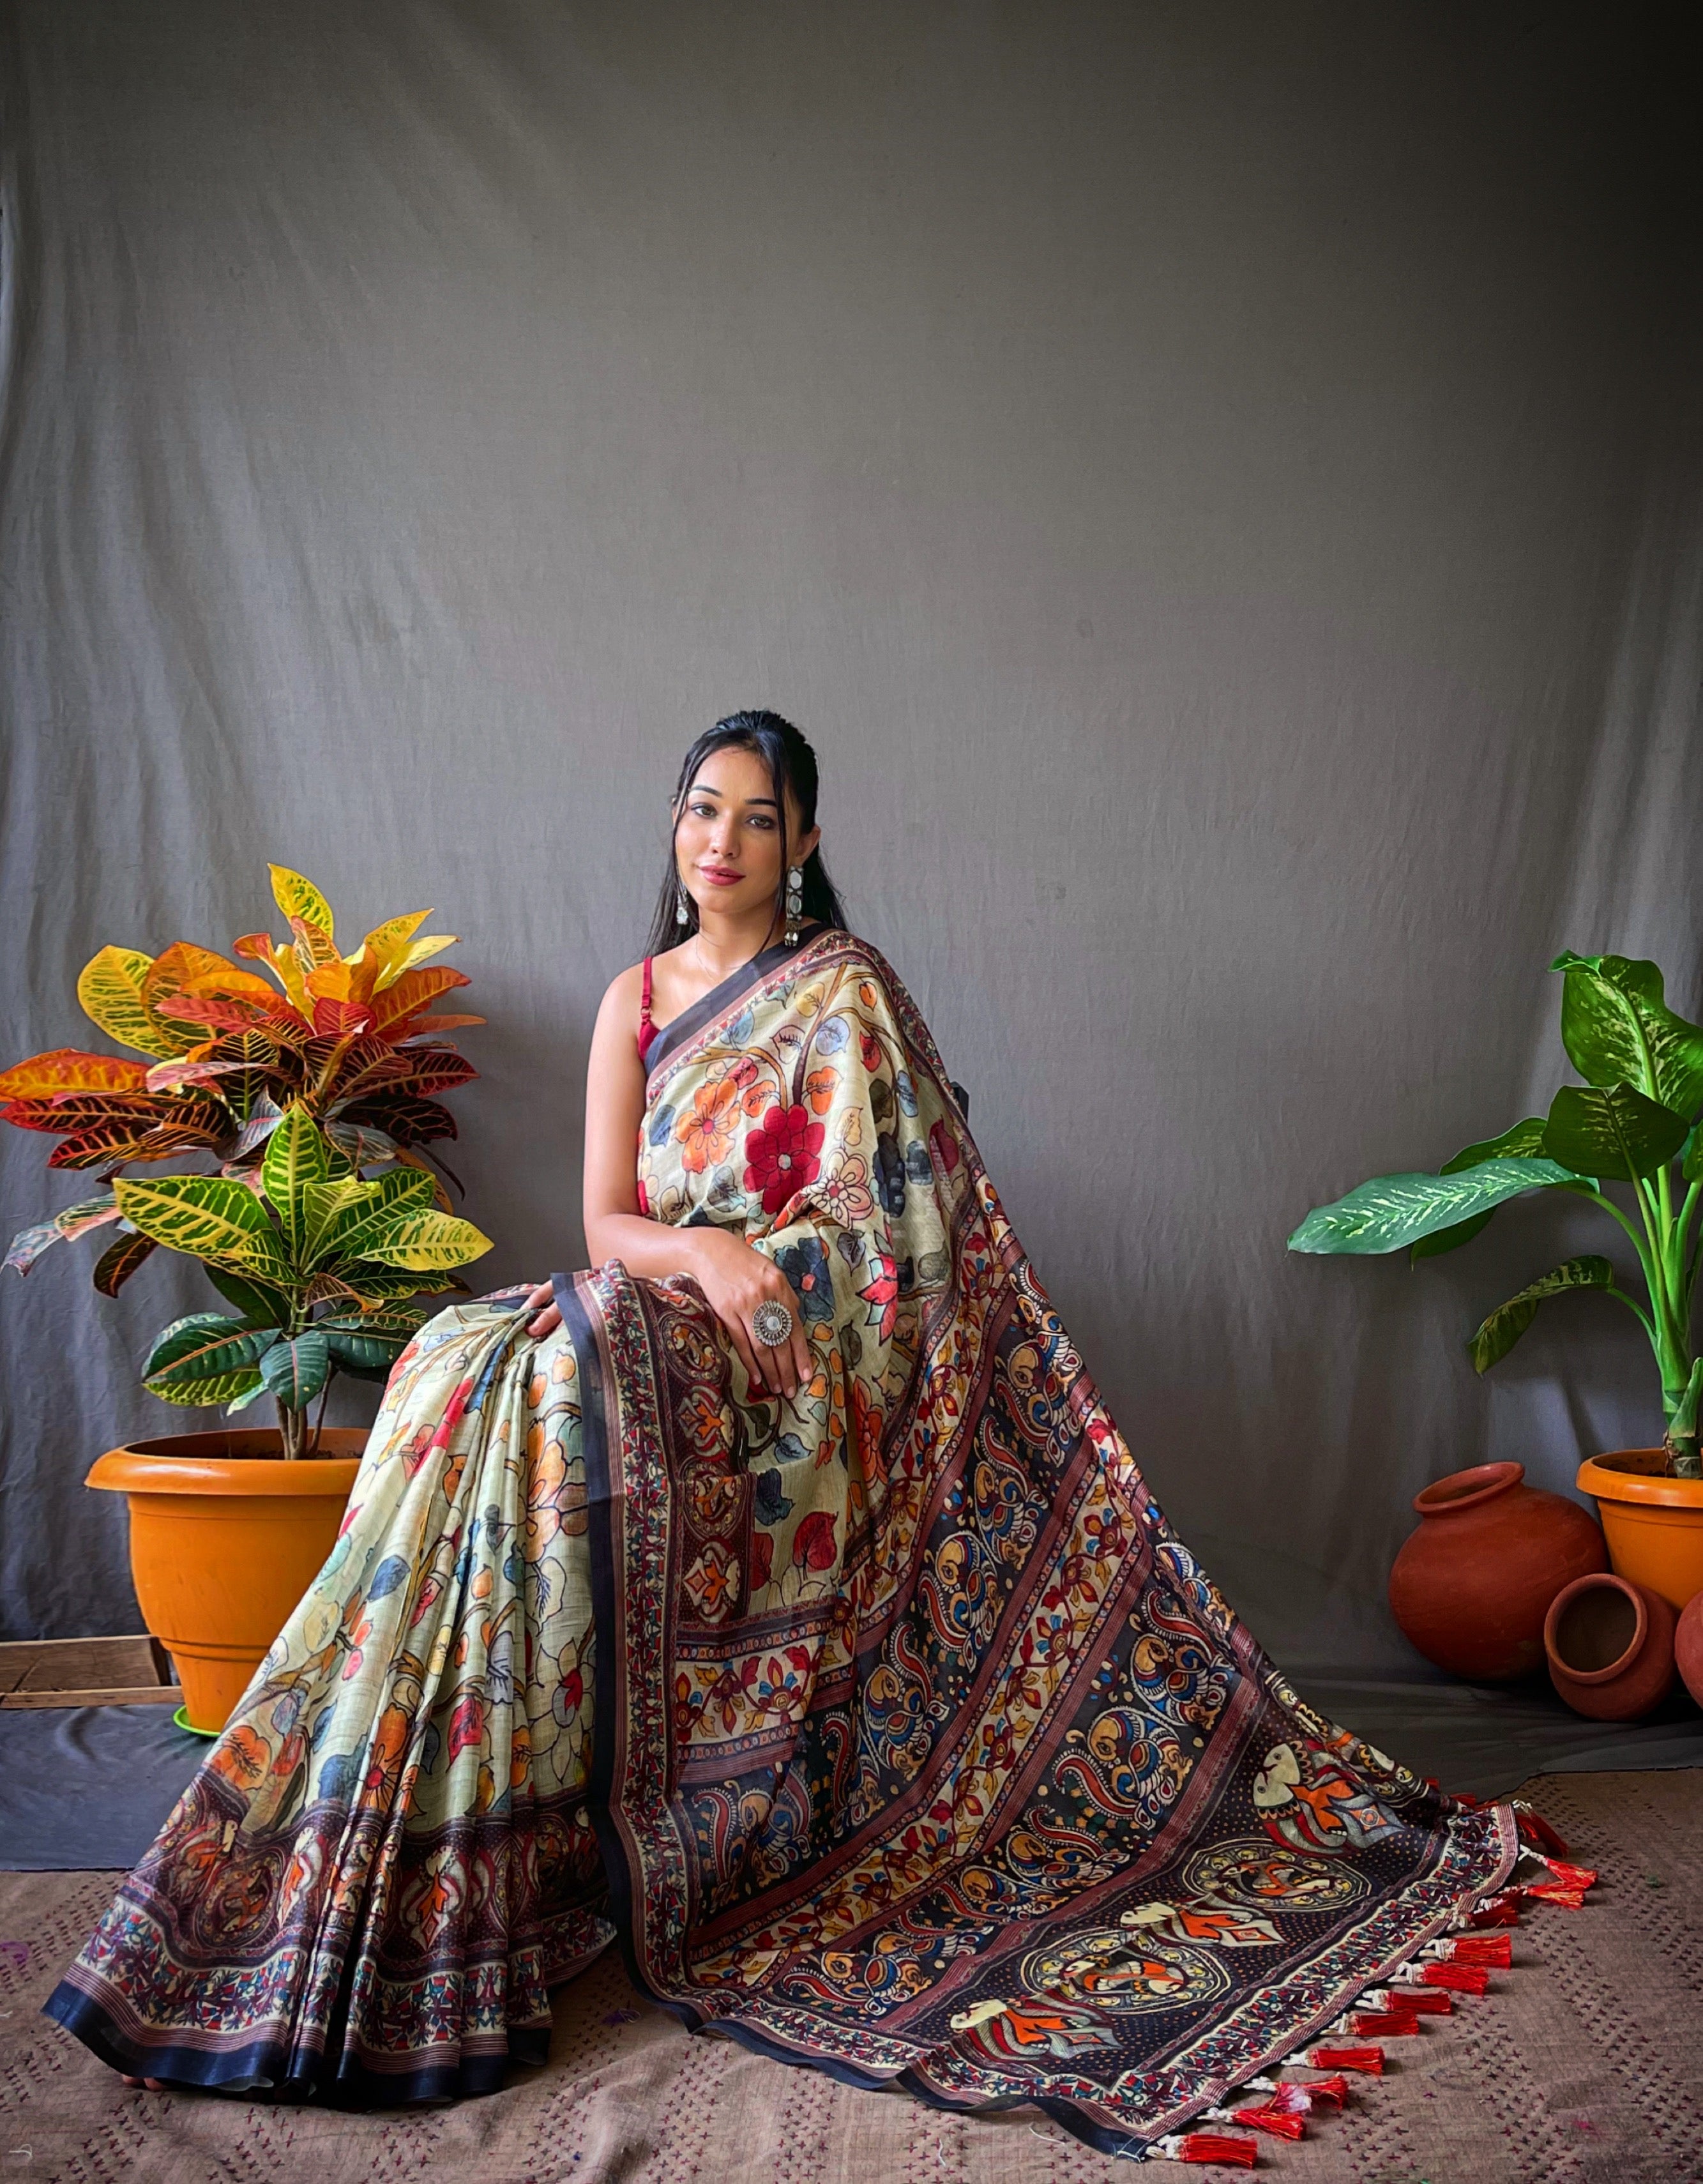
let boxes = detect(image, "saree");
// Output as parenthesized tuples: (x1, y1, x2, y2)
(47, 927, 1531, 2154)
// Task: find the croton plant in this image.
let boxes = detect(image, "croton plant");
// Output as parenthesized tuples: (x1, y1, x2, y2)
(2, 868, 491, 1455)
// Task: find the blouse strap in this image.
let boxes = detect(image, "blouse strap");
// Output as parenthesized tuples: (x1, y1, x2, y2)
(639, 955, 655, 1045)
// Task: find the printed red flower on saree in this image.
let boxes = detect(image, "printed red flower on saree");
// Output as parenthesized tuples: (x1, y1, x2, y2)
(743, 1101, 825, 1214)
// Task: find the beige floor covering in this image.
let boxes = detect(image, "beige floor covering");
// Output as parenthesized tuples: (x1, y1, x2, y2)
(1, 1770, 1699, 2183)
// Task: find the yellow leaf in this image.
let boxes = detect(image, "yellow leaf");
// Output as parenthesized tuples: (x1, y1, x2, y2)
(114, 1174, 287, 1275)
(0, 1048, 151, 1099)
(76, 948, 181, 1059)
(359, 1210, 492, 1271)
(357, 910, 432, 984)
(269, 866, 336, 942)
(375, 934, 458, 992)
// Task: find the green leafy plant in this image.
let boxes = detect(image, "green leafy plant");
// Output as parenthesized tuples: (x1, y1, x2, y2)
(1289, 953, 1703, 1478)
(124, 1103, 491, 1457)
(2, 865, 482, 1295)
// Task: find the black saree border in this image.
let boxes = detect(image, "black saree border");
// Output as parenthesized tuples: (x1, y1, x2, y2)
(643, 922, 828, 1083)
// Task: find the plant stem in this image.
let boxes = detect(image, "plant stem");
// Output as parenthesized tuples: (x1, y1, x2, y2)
(276, 1395, 306, 1461)
(310, 1375, 332, 1457)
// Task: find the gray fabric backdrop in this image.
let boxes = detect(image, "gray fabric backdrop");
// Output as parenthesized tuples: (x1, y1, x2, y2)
(2, 2, 1699, 1676)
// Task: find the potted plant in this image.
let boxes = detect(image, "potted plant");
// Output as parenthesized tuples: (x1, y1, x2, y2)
(1289, 951, 1703, 1613)
(3, 869, 492, 1731)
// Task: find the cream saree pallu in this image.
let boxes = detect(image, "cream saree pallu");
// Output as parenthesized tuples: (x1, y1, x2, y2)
(50, 928, 1521, 2149)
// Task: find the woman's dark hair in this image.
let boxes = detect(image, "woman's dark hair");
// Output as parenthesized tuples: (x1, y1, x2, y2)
(646, 710, 848, 955)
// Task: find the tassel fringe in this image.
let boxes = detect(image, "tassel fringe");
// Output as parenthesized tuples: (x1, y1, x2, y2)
(1130, 1804, 1594, 2163)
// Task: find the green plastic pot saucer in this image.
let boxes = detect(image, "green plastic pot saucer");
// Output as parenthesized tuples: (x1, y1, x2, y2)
(172, 1704, 221, 1739)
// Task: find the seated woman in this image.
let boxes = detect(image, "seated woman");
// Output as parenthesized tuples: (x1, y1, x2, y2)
(47, 712, 1524, 2155)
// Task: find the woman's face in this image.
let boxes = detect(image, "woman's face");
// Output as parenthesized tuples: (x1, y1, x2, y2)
(674, 743, 819, 924)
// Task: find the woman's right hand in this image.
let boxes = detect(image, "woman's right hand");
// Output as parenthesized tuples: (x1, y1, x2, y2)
(682, 1228, 813, 1400)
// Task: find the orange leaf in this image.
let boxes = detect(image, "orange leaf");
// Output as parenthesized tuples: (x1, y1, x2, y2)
(805, 1066, 838, 1115)
(289, 916, 340, 971)
(402, 1013, 485, 1036)
(367, 967, 472, 1041)
(312, 997, 376, 1037)
(0, 1049, 149, 1100)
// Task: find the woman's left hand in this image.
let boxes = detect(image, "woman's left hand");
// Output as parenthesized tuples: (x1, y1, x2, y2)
(526, 1280, 560, 1338)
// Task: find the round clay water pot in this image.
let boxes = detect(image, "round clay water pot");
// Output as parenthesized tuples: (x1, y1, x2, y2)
(86, 1429, 365, 1734)
(1388, 1461, 1607, 1681)
(1575, 1450, 1703, 1612)
(1544, 1572, 1676, 1720)
(1676, 1589, 1703, 1711)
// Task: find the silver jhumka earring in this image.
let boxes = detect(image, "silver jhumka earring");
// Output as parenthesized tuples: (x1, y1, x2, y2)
(783, 865, 804, 946)
(675, 880, 689, 927)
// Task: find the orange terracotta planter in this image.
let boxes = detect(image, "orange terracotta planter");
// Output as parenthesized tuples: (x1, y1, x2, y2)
(86, 1429, 364, 1734)
(1575, 1450, 1703, 1614)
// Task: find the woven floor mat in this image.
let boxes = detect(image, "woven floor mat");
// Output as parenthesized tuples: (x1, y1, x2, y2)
(2, 1770, 1698, 2181)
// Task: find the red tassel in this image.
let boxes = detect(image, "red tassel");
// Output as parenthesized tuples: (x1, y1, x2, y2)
(1351, 2006, 1422, 2035)
(1464, 1894, 1520, 1928)
(1308, 2044, 1384, 2074)
(1420, 1962, 1490, 1995)
(1541, 1858, 1598, 1893)
(1449, 1934, 1513, 1968)
(1291, 2074, 1349, 2109)
(1177, 2134, 1258, 2166)
(1389, 1987, 1454, 2015)
(1229, 2104, 1306, 2140)
(1515, 1808, 1570, 1856)
(1520, 1880, 1586, 1909)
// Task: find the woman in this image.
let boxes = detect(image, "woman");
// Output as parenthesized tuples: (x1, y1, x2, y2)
(48, 712, 1523, 2154)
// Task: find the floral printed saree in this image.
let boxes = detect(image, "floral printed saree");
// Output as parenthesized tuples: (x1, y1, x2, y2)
(48, 928, 1523, 2154)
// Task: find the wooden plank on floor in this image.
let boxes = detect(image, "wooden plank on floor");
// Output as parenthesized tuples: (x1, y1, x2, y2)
(1, 1685, 181, 1710)
(0, 1635, 170, 1695)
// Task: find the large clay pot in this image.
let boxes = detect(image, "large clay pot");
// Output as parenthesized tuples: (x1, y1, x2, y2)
(86, 1429, 364, 1734)
(1544, 1572, 1677, 1720)
(1676, 1589, 1703, 1711)
(1575, 1450, 1703, 1612)
(1388, 1461, 1607, 1681)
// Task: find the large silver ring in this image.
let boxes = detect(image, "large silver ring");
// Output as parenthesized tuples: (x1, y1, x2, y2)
(751, 1298, 795, 1349)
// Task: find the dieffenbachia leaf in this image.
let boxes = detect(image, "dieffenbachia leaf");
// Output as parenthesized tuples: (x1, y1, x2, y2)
(269, 865, 336, 943)
(1552, 952, 1703, 1120)
(1408, 1119, 1559, 1264)
(1683, 1123, 1703, 1185)
(1541, 1081, 1688, 1183)
(114, 1172, 289, 1275)
(262, 1105, 337, 1257)
(1289, 1156, 1580, 1255)
(1439, 1119, 1550, 1174)
(354, 1208, 493, 1271)
(1409, 1210, 1494, 1264)
(92, 1229, 158, 1295)
(77, 946, 182, 1059)
(1468, 1255, 1616, 1373)
(259, 1326, 331, 1409)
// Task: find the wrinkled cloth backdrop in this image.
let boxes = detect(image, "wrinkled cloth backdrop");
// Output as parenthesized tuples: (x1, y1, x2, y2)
(2, 3, 1700, 1680)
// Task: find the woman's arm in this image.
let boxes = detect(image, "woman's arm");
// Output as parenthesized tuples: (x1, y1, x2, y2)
(524, 968, 812, 1396)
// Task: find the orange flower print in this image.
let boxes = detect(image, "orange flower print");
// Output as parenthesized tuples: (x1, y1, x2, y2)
(676, 1076, 740, 1173)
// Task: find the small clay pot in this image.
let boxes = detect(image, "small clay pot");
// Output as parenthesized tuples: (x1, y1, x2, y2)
(1544, 1572, 1676, 1720)
(1675, 1588, 1703, 1711)
(1388, 1462, 1608, 1681)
